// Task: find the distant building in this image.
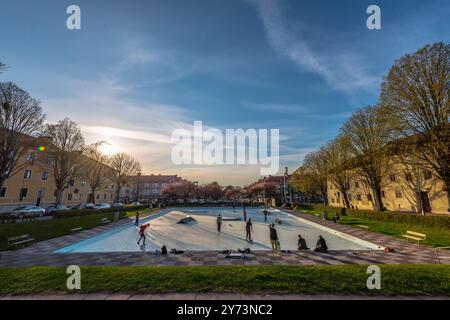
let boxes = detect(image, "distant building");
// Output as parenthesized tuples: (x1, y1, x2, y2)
(0, 144, 115, 212)
(120, 174, 185, 203)
(247, 167, 298, 205)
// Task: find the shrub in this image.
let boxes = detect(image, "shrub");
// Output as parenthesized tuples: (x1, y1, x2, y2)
(52, 205, 150, 218)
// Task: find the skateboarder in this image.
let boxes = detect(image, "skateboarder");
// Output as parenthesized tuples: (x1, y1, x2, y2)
(137, 223, 150, 246)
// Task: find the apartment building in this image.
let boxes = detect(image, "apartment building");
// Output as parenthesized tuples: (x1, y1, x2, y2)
(0, 149, 115, 212)
(120, 174, 184, 203)
(328, 164, 449, 215)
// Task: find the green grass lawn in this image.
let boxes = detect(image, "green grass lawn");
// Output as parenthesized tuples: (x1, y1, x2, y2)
(299, 208, 450, 247)
(0, 211, 133, 251)
(0, 265, 448, 296)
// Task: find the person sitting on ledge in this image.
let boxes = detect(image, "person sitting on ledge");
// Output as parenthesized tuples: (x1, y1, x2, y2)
(297, 234, 309, 251)
(314, 235, 328, 253)
(332, 213, 341, 224)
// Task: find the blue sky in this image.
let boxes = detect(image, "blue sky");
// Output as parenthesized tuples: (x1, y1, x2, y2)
(0, 0, 449, 185)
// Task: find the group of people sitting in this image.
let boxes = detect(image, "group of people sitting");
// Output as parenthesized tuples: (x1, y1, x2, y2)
(298, 234, 328, 252)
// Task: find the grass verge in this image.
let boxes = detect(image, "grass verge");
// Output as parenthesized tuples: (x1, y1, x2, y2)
(0, 265, 448, 296)
(297, 207, 450, 248)
(0, 211, 132, 251)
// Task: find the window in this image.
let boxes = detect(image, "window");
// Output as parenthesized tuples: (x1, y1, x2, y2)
(424, 170, 432, 180)
(329, 184, 333, 190)
(42, 171, 49, 181)
(0, 187, 7, 198)
(355, 182, 359, 188)
(24, 170, 32, 180)
(395, 189, 402, 198)
(68, 194, 73, 201)
(69, 179, 75, 187)
(96, 194, 100, 199)
(389, 174, 396, 182)
(104, 194, 107, 199)
(331, 197, 335, 204)
(356, 194, 362, 201)
(19, 188, 28, 199)
(80, 181, 86, 187)
(367, 194, 373, 202)
(152, 189, 158, 194)
(382, 190, 386, 198)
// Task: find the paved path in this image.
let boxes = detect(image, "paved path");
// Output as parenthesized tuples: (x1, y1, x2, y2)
(0, 293, 448, 300)
(0, 208, 448, 266)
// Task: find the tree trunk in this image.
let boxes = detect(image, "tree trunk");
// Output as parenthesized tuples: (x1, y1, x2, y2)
(90, 188, 97, 205)
(115, 184, 121, 203)
(55, 189, 63, 205)
(373, 186, 384, 212)
(343, 192, 351, 209)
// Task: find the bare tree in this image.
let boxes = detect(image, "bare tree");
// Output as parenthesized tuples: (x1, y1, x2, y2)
(0, 82, 46, 190)
(109, 152, 141, 202)
(291, 148, 329, 204)
(381, 42, 450, 211)
(83, 142, 113, 204)
(44, 118, 85, 205)
(325, 135, 353, 208)
(342, 106, 391, 211)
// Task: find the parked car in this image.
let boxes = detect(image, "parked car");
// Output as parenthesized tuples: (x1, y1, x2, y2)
(112, 202, 124, 208)
(45, 205, 70, 214)
(94, 203, 111, 210)
(71, 203, 95, 210)
(10, 206, 46, 217)
(129, 202, 141, 206)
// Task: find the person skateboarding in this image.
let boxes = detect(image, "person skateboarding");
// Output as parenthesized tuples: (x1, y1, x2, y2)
(137, 223, 150, 246)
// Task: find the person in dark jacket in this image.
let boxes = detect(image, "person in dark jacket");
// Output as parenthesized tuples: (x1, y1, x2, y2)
(263, 209, 268, 222)
(269, 223, 280, 251)
(135, 211, 140, 226)
(137, 223, 150, 246)
(216, 214, 223, 233)
(314, 235, 328, 253)
(246, 218, 253, 241)
(297, 234, 309, 251)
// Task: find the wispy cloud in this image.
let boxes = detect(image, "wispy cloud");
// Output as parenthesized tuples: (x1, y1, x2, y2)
(247, 0, 379, 94)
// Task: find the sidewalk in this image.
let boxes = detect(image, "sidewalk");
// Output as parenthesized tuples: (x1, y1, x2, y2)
(1, 293, 448, 300)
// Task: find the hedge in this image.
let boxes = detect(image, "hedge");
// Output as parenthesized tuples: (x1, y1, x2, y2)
(51, 204, 151, 218)
(295, 204, 450, 229)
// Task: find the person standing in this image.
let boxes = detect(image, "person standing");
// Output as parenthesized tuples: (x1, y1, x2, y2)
(246, 218, 253, 241)
(269, 223, 280, 251)
(243, 208, 247, 222)
(135, 211, 140, 226)
(263, 209, 268, 222)
(216, 214, 223, 233)
(137, 223, 150, 246)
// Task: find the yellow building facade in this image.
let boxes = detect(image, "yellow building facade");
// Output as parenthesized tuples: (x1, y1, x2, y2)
(328, 161, 449, 215)
(0, 150, 115, 212)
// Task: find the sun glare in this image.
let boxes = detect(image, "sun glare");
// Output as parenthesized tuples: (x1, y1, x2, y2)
(99, 143, 121, 156)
